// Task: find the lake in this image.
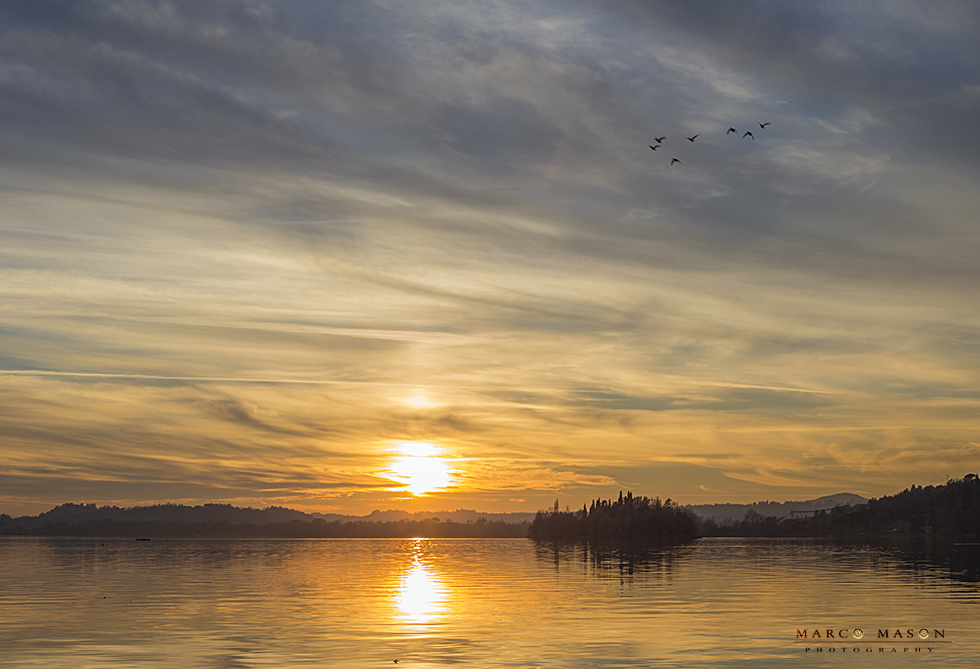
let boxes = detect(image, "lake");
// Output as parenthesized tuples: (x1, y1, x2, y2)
(1, 536, 978, 668)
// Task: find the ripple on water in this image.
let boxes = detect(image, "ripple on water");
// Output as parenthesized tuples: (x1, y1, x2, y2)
(0, 536, 977, 668)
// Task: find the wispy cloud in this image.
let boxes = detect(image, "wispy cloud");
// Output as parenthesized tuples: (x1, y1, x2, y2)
(1, 0, 979, 515)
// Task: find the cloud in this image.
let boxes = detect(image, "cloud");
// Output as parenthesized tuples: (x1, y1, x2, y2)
(1, 0, 979, 513)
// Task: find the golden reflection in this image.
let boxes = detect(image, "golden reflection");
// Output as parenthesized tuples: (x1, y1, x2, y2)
(395, 561, 447, 624)
(387, 441, 455, 496)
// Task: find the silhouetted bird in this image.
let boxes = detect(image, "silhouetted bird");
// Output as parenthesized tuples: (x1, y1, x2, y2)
(687, 134, 698, 142)
(742, 131, 754, 139)
(653, 136, 665, 143)
(758, 122, 770, 128)
(649, 144, 659, 151)
(670, 158, 681, 165)
(727, 127, 737, 134)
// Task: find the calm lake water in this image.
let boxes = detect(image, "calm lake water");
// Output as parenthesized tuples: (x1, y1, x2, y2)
(1, 537, 978, 668)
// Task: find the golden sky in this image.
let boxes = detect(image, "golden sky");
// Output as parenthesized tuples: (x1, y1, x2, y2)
(2, 1, 979, 516)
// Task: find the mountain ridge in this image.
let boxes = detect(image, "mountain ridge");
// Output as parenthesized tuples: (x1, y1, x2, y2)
(1, 493, 866, 527)
(0, 502, 537, 527)
(685, 492, 868, 523)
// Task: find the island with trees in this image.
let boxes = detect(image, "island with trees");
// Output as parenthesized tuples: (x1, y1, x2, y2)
(527, 491, 698, 544)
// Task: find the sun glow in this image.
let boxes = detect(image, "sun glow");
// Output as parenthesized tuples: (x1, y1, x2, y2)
(388, 441, 454, 496)
(404, 394, 435, 408)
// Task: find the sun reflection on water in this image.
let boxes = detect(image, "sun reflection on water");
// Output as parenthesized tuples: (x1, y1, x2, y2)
(395, 562, 446, 624)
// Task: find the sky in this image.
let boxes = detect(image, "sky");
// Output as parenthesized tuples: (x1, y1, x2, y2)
(2, 0, 979, 517)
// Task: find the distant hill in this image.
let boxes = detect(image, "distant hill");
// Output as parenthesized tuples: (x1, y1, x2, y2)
(698, 475, 979, 538)
(5, 477, 974, 539)
(686, 493, 868, 523)
(0, 503, 532, 538)
(11, 502, 313, 528)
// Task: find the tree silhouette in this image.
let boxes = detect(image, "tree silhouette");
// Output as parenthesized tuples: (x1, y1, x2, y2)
(528, 491, 698, 544)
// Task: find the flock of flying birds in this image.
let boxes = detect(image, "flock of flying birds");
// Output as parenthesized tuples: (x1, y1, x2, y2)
(650, 121, 771, 165)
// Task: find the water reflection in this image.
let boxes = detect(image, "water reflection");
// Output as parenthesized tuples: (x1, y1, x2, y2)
(395, 561, 446, 623)
(533, 539, 694, 581)
(3, 537, 979, 668)
(533, 536, 980, 585)
(393, 541, 448, 625)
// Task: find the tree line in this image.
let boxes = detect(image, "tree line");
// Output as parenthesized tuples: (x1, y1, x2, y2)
(527, 491, 699, 544)
(3, 474, 975, 540)
(0, 504, 529, 538)
(699, 474, 979, 538)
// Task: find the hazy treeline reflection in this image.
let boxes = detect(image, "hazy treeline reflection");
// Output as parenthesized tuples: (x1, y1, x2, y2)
(831, 536, 980, 584)
(533, 539, 695, 582)
(532, 536, 980, 586)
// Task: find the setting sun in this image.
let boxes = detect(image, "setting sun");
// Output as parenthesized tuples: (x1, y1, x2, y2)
(388, 441, 455, 496)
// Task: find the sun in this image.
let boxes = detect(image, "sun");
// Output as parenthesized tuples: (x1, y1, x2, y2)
(388, 441, 454, 496)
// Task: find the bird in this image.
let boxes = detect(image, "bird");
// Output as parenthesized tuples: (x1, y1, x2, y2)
(686, 134, 698, 142)
(758, 121, 770, 128)
(742, 131, 754, 140)
(649, 144, 660, 151)
(727, 127, 737, 135)
(670, 158, 681, 165)
(653, 136, 665, 143)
